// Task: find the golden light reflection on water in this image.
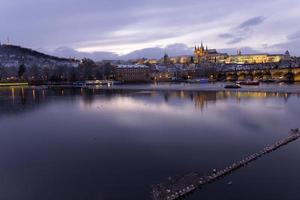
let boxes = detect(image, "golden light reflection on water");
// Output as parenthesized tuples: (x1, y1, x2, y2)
(0, 87, 297, 114)
(21, 88, 25, 99)
(11, 87, 15, 102)
(32, 89, 36, 100)
(77, 89, 295, 116)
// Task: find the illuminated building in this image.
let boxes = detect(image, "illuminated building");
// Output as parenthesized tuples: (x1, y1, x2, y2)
(168, 56, 192, 64)
(194, 42, 228, 63)
(115, 64, 150, 82)
(144, 59, 158, 64)
(153, 66, 178, 82)
(219, 51, 287, 64)
(194, 42, 289, 64)
(163, 52, 170, 64)
(142, 42, 291, 65)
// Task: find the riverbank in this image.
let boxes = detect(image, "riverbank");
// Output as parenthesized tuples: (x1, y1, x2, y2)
(0, 82, 29, 87)
(2, 82, 300, 94)
(90, 83, 300, 94)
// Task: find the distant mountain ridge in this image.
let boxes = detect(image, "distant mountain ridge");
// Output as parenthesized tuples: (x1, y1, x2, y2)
(50, 43, 195, 61)
(49, 43, 263, 61)
(1, 43, 263, 63)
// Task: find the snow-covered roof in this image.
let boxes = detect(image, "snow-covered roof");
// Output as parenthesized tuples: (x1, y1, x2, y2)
(116, 64, 149, 68)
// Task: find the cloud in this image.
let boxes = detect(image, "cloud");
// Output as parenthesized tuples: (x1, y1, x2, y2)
(287, 30, 300, 40)
(237, 16, 265, 29)
(261, 30, 300, 55)
(218, 33, 235, 39)
(219, 16, 266, 45)
(219, 46, 260, 55)
(267, 39, 300, 55)
(227, 37, 244, 45)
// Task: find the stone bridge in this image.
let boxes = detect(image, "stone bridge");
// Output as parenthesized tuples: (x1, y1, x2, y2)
(217, 68, 300, 82)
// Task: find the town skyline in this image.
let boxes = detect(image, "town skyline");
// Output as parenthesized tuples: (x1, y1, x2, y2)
(0, 41, 295, 62)
(1, 0, 300, 57)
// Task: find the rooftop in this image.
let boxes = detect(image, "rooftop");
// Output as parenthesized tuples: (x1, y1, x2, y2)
(116, 64, 149, 69)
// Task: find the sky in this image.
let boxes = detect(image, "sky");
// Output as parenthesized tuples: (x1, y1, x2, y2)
(1, 0, 300, 59)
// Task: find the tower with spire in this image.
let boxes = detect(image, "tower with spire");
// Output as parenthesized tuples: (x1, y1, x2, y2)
(163, 50, 169, 65)
(194, 41, 208, 63)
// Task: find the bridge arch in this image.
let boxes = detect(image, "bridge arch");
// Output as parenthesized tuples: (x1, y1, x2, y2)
(293, 71, 300, 82)
(253, 71, 263, 80)
(271, 71, 285, 79)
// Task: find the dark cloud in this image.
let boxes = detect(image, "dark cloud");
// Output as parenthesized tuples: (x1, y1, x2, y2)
(237, 16, 265, 29)
(227, 37, 244, 45)
(261, 30, 300, 56)
(219, 16, 266, 45)
(218, 33, 235, 39)
(268, 39, 300, 55)
(287, 30, 300, 40)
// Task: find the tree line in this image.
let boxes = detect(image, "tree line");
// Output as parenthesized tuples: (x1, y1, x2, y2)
(0, 59, 115, 82)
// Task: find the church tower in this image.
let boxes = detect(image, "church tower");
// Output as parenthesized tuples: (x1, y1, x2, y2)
(237, 49, 242, 56)
(194, 41, 207, 63)
(163, 51, 169, 65)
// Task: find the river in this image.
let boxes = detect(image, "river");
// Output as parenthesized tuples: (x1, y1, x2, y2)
(0, 84, 299, 200)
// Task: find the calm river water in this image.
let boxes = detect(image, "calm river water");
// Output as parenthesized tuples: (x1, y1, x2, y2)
(0, 85, 299, 200)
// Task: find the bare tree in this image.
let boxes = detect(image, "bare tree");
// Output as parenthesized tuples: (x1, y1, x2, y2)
(0, 64, 7, 80)
(28, 65, 40, 80)
(18, 64, 26, 79)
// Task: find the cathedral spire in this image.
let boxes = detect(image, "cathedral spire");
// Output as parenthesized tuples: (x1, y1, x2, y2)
(200, 41, 204, 51)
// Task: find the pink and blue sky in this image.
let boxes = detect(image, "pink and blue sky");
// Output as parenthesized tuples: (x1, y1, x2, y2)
(1, 0, 300, 60)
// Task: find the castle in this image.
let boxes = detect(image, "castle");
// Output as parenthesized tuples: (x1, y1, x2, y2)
(193, 42, 289, 64)
(194, 42, 228, 63)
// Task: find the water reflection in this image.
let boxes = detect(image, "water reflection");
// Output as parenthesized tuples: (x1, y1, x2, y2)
(0, 86, 297, 115)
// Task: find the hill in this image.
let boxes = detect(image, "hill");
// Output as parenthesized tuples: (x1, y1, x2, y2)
(0, 44, 79, 68)
(0, 44, 73, 61)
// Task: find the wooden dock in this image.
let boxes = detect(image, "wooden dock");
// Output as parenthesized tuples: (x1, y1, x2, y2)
(152, 129, 300, 200)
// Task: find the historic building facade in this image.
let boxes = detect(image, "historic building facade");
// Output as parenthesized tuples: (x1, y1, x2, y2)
(194, 42, 228, 63)
(218, 52, 288, 64)
(194, 42, 290, 64)
(115, 65, 150, 82)
(139, 42, 290, 66)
